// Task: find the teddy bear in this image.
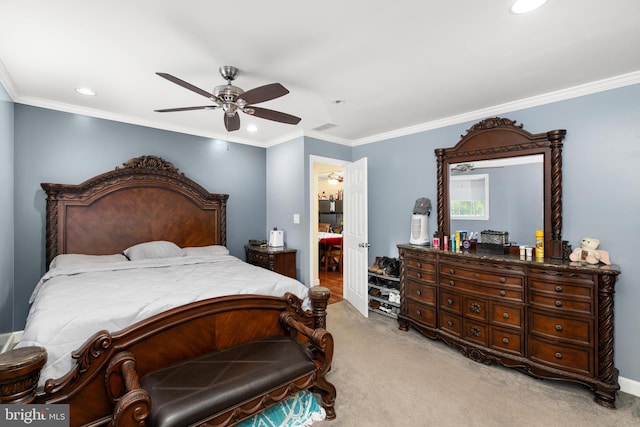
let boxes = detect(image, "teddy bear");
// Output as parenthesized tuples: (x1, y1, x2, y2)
(569, 237, 611, 265)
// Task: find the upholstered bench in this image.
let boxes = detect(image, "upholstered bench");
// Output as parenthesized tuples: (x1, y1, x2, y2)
(109, 311, 336, 427)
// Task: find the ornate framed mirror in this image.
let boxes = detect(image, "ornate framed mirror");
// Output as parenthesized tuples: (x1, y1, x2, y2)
(435, 117, 569, 259)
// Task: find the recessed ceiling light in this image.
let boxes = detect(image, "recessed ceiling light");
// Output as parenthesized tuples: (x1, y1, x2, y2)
(247, 124, 258, 133)
(510, 0, 548, 14)
(75, 87, 96, 96)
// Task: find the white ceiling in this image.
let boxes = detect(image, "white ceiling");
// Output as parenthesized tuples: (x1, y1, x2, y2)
(1, 1, 639, 147)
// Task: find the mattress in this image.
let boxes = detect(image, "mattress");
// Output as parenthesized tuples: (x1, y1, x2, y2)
(17, 252, 310, 385)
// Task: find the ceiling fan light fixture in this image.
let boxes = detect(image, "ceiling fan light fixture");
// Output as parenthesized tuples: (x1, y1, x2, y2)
(510, 0, 548, 14)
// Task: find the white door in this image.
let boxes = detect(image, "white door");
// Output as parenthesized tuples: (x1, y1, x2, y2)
(343, 157, 368, 317)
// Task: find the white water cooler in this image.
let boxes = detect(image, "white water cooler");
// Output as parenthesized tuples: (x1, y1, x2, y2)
(409, 198, 431, 245)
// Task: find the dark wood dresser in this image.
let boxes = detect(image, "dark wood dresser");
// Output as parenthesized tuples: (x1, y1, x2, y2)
(244, 244, 297, 279)
(397, 243, 621, 408)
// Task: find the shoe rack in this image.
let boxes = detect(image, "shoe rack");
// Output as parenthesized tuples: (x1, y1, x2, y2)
(368, 271, 400, 318)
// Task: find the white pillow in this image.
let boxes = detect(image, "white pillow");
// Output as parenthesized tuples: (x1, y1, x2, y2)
(124, 241, 185, 261)
(182, 245, 229, 256)
(50, 253, 128, 270)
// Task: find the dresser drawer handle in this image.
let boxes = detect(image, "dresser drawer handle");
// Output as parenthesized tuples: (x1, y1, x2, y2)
(555, 352, 563, 360)
(555, 324, 563, 331)
(555, 286, 563, 293)
(499, 277, 506, 284)
(470, 303, 481, 313)
(470, 326, 481, 337)
(449, 280, 455, 286)
(416, 310, 422, 316)
(499, 290, 506, 297)
(502, 312, 509, 319)
(449, 268, 455, 274)
(447, 298, 453, 305)
(416, 290, 422, 296)
(447, 320, 454, 327)
(416, 262, 421, 268)
(555, 300, 563, 307)
(417, 272, 422, 279)
(502, 337, 510, 344)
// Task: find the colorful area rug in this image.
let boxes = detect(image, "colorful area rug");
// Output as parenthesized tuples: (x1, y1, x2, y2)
(236, 390, 326, 427)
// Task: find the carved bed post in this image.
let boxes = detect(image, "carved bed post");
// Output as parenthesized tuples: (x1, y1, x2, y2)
(0, 347, 47, 404)
(309, 286, 330, 329)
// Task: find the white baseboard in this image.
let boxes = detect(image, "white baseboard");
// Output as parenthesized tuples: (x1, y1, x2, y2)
(619, 375, 640, 398)
(0, 330, 23, 353)
(312, 278, 320, 287)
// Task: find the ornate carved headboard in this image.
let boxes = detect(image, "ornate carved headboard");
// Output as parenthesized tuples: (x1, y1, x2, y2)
(41, 155, 229, 268)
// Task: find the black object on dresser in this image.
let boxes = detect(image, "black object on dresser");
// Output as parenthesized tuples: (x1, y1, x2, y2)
(397, 244, 621, 408)
(245, 244, 297, 279)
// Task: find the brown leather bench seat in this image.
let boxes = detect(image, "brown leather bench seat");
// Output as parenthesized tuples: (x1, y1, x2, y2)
(141, 335, 317, 427)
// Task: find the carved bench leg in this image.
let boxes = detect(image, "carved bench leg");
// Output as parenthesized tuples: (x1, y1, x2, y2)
(106, 352, 151, 427)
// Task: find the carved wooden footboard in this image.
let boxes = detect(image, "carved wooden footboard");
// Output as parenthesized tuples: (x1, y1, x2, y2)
(2, 288, 333, 426)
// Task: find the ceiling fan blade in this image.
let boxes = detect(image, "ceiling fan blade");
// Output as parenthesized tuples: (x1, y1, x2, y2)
(224, 113, 241, 131)
(248, 106, 301, 125)
(154, 106, 214, 113)
(156, 72, 214, 99)
(238, 83, 289, 105)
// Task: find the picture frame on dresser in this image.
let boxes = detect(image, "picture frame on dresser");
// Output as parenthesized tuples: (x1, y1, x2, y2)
(397, 117, 621, 409)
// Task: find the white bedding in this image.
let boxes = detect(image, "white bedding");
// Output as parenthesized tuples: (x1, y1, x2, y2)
(17, 253, 310, 385)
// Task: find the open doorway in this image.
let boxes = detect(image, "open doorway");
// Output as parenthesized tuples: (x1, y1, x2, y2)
(309, 156, 349, 304)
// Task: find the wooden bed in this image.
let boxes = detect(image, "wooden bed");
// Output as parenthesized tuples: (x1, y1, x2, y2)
(0, 155, 334, 426)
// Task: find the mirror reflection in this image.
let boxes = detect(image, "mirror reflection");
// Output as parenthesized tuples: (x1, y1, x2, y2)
(449, 154, 543, 247)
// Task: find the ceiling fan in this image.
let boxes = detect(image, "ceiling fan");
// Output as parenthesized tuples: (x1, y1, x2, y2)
(154, 66, 301, 132)
(327, 172, 344, 184)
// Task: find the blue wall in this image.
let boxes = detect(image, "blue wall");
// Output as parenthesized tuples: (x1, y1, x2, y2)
(0, 83, 14, 332)
(353, 83, 640, 384)
(12, 105, 268, 330)
(3, 82, 640, 385)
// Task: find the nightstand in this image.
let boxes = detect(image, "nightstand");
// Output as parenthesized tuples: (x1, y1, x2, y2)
(244, 244, 297, 279)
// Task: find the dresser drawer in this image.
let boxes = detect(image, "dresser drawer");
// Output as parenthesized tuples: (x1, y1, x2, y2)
(529, 291, 592, 315)
(462, 295, 488, 322)
(490, 327, 523, 356)
(529, 311, 592, 345)
(441, 263, 523, 286)
(529, 278, 593, 299)
(529, 336, 592, 376)
(405, 280, 436, 305)
(405, 259, 437, 284)
(404, 256, 437, 273)
(462, 319, 488, 346)
(440, 277, 524, 302)
(529, 267, 595, 285)
(406, 301, 436, 327)
(490, 302, 523, 330)
(440, 290, 462, 314)
(439, 311, 461, 336)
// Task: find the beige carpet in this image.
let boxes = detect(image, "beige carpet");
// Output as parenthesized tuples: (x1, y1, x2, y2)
(314, 301, 640, 427)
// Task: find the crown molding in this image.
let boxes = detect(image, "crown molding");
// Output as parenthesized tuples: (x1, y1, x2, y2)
(352, 70, 640, 146)
(4, 69, 639, 149)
